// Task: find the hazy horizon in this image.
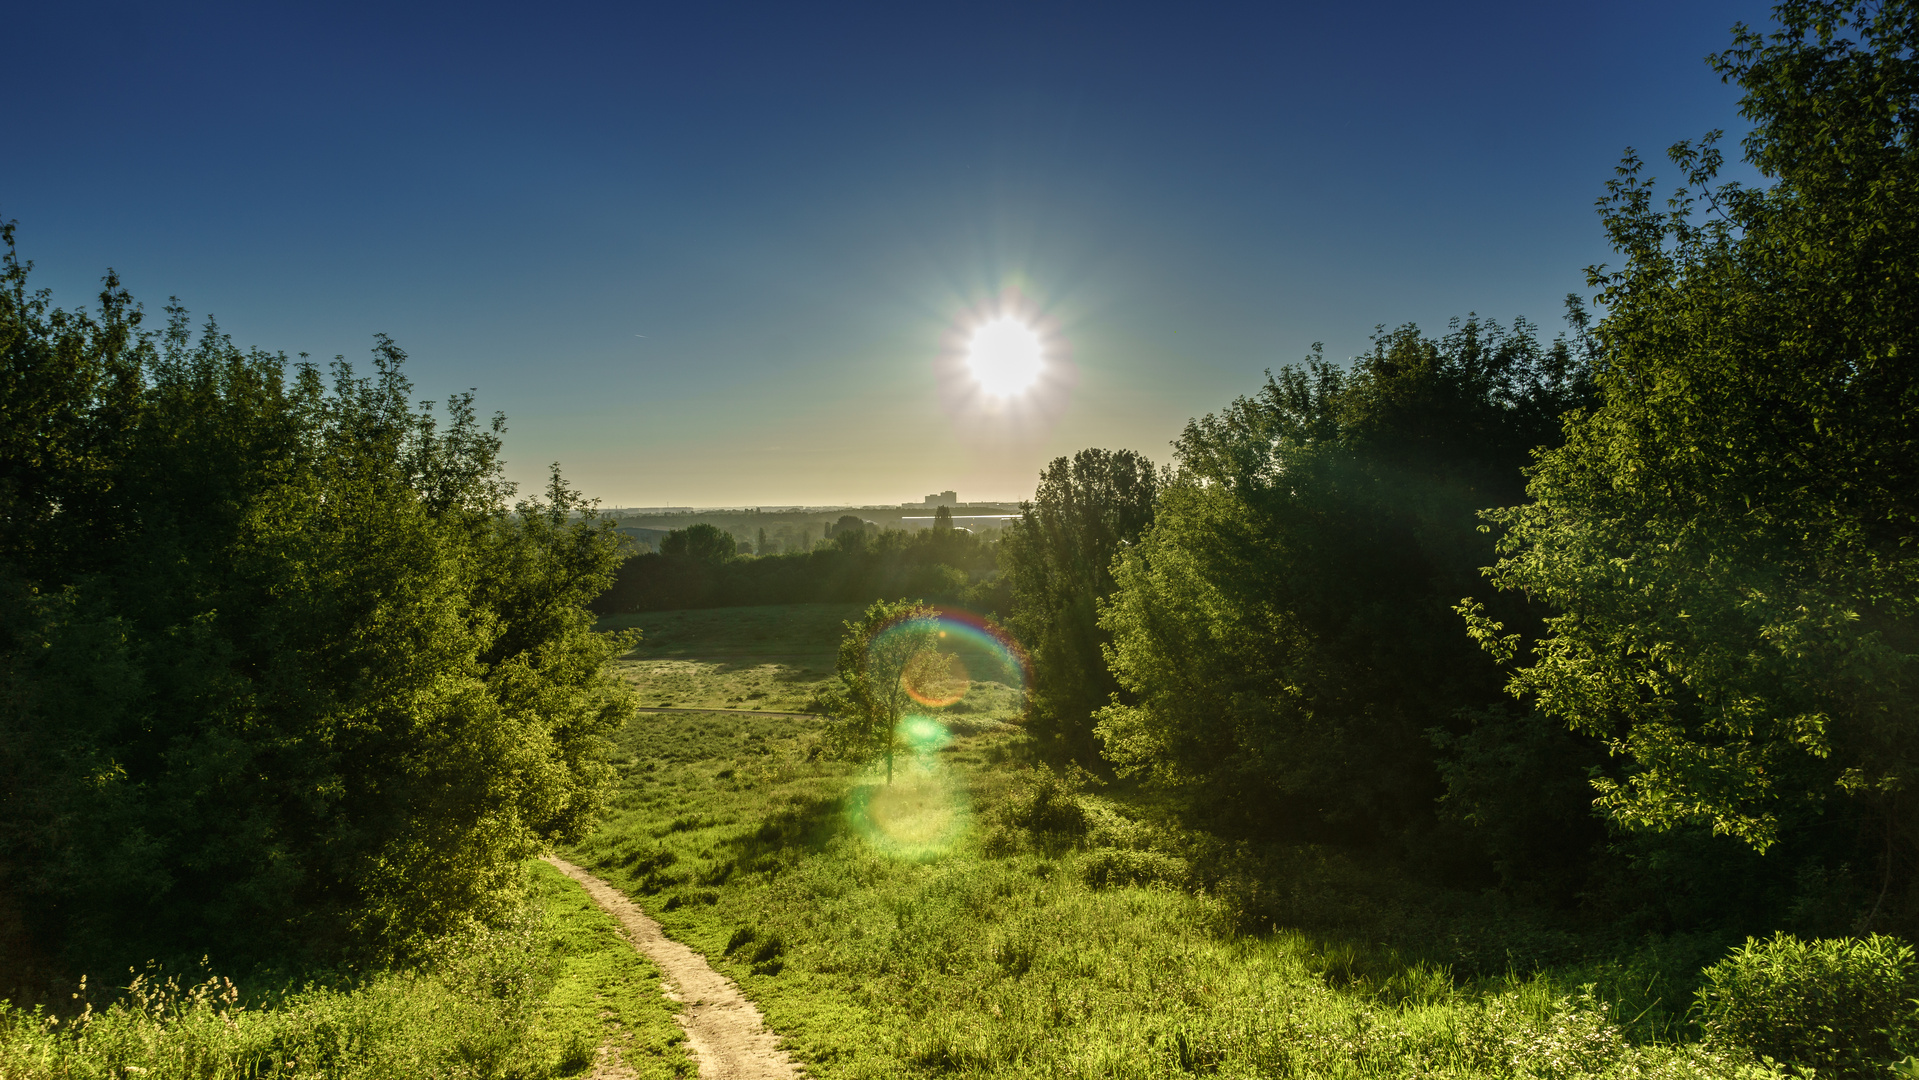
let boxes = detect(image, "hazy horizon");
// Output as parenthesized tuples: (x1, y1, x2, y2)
(602, 498, 1031, 513)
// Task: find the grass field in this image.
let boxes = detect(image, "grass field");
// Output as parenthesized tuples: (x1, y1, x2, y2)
(569, 606, 1776, 1080)
(599, 603, 860, 711)
(0, 861, 691, 1080)
(599, 603, 1024, 716)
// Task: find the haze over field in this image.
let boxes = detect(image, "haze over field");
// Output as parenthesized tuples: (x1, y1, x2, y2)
(8, 0, 1758, 506)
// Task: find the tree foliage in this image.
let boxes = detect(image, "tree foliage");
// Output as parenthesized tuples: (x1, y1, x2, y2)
(1098, 319, 1591, 839)
(1478, 1, 1919, 886)
(1000, 449, 1158, 763)
(658, 521, 736, 561)
(0, 222, 633, 969)
(593, 524, 994, 612)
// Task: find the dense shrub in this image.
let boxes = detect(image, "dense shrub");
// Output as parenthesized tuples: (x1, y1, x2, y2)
(998, 449, 1158, 764)
(1097, 317, 1591, 843)
(986, 768, 1095, 844)
(1694, 932, 1919, 1074)
(0, 224, 632, 971)
(1478, 0, 1919, 895)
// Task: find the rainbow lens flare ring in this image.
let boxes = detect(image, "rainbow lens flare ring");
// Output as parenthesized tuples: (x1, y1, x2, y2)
(843, 607, 1028, 858)
(863, 606, 1029, 710)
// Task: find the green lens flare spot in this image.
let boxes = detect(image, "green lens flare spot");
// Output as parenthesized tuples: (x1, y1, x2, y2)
(900, 714, 953, 754)
(844, 770, 970, 860)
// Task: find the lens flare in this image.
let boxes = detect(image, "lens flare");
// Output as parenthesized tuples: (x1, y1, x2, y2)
(843, 608, 1029, 859)
(865, 607, 1029, 710)
(899, 714, 955, 754)
(845, 772, 967, 858)
(903, 650, 969, 707)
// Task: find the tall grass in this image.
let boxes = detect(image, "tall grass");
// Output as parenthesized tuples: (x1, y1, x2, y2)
(0, 861, 689, 1080)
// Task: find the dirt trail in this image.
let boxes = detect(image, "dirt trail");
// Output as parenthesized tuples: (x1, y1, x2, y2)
(543, 855, 803, 1080)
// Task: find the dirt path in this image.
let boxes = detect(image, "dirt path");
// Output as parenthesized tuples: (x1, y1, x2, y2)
(543, 855, 803, 1080)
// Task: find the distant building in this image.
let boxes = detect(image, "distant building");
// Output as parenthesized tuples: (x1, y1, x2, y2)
(923, 490, 958, 508)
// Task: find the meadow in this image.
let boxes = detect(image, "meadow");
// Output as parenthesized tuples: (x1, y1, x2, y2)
(599, 604, 857, 710)
(600, 604, 1021, 716)
(570, 605, 1797, 1080)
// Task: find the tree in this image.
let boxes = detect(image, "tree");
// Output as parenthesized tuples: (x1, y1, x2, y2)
(830, 514, 870, 553)
(1099, 318, 1590, 839)
(0, 225, 633, 969)
(1000, 449, 1158, 763)
(933, 504, 953, 531)
(659, 521, 735, 561)
(1476, 1, 1919, 915)
(823, 599, 940, 783)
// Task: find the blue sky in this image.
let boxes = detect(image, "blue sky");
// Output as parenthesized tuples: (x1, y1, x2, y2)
(8, 0, 1763, 506)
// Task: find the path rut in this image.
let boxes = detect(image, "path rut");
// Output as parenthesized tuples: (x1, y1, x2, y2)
(543, 856, 803, 1080)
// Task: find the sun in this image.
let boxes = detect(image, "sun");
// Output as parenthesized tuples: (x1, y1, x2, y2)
(965, 317, 1044, 397)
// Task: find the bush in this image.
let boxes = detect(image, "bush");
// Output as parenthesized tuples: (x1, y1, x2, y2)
(0, 227, 633, 969)
(1695, 932, 1919, 1074)
(1080, 849, 1189, 890)
(984, 768, 1094, 849)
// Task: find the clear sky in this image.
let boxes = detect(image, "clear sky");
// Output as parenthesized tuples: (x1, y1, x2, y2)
(8, 0, 1764, 507)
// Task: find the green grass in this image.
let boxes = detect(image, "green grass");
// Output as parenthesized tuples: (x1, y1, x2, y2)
(599, 602, 1026, 716)
(572, 706, 1778, 1079)
(519, 859, 690, 1079)
(0, 861, 691, 1080)
(600, 603, 860, 710)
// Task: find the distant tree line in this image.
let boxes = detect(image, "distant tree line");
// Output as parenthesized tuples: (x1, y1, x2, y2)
(592, 518, 1002, 612)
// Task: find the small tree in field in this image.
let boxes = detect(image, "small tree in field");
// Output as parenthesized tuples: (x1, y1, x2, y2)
(824, 599, 939, 783)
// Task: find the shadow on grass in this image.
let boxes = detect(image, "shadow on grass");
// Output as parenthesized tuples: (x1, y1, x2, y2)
(719, 791, 850, 876)
(589, 795, 853, 923)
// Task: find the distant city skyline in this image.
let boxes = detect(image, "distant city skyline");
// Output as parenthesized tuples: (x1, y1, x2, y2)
(8, 0, 1766, 506)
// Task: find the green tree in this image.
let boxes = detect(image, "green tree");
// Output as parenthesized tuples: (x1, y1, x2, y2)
(659, 521, 735, 561)
(823, 599, 940, 783)
(1099, 319, 1590, 839)
(1000, 449, 1158, 763)
(933, 504, 953, 531)
(1476, 1, 1919, 911)
(831, 514, 869, 553)
(0, 225, 633, 969)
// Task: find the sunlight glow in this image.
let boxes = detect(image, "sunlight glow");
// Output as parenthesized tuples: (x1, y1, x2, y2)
(965, 317, 1044, 397)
